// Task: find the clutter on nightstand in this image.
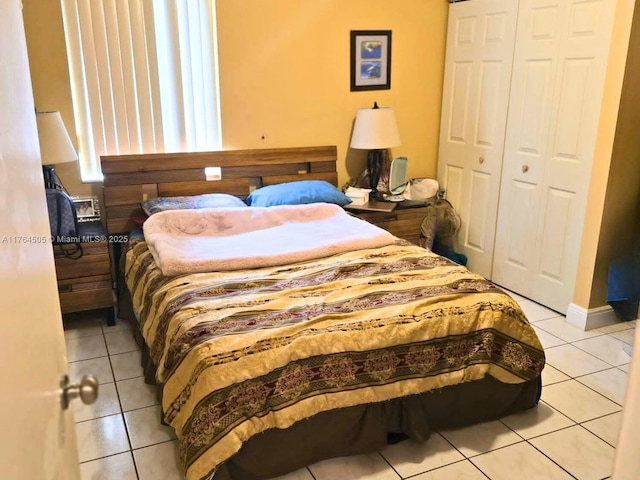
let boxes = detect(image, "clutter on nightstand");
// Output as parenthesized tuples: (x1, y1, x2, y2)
(344, 187, 371, 205)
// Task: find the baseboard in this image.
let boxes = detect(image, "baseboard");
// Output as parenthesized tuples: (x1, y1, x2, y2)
(566, 303, 621, 331)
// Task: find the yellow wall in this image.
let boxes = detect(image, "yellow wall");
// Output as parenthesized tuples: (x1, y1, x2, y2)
(589, 0, 640, 308)
(22, 0, 448, 194)
(22, 0, 96, 197)
(574, 0, 638, 309)
(216, 0, 447, 185)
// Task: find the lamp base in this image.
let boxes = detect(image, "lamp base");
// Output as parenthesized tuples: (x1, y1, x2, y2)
(367, 149, 384, 201)
(369, 190, 384, 202)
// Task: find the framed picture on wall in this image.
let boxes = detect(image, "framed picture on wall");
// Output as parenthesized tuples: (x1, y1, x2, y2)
(350, 30, 392, 91)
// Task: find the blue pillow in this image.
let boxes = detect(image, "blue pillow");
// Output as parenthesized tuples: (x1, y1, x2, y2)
(246, 180, 352, 207)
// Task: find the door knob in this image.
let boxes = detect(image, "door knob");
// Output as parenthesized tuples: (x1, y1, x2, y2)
(479, 156, 485, 164)
(522, 165, 529, 173)
(60, 374, 99, 410)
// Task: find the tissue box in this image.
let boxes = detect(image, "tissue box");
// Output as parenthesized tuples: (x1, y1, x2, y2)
(347, 195, 368, 205)
(345, 187, 371, 205)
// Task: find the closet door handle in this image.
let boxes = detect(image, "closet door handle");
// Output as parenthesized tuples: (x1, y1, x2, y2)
(479, 156, 485, 164)
(522, 165, 529, 173)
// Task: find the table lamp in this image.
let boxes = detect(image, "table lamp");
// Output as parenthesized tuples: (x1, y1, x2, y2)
(36, 111, 78, 191)
(350, 102, 401, 201)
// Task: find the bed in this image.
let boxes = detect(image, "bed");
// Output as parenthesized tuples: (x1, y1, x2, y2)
(101, 146, 544, 480)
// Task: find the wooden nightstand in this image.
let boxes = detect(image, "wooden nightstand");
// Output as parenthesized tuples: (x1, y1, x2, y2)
(54, 221, 116, 325)
(345, 202, 428, 245)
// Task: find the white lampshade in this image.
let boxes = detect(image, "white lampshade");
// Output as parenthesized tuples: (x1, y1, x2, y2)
(36, 111, 78, 165)
(350, 103, 401, 150)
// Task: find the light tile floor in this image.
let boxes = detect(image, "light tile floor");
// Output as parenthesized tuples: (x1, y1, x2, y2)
(64, 296, 636, 480)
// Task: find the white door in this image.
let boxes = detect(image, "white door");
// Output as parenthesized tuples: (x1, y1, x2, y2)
(0, 1, 81, 479)
(492, 0, 616, 313)
(437, 0, 519, 279)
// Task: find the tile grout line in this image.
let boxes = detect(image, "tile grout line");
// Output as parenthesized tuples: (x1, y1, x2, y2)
(559, 346, 627, 408)
(436, 431, 471, 463)
(399, 458, 482, 480)
(471, 461, 492, 480)
(504, 422, 577, 443)
(544, 360, 626, 383)
(575, 423, 618, 450)
(375, 451, 402, 479)
(525, 440, 581, 480)
(77, 450, 131, 466)
(107, 344, 143, 480)
(572, 378, 626, 408)
(77, 438, 178, 464)
(455, 439, 528, 460)
(570, 339, 631, 365)
(67, 348, 137, 366)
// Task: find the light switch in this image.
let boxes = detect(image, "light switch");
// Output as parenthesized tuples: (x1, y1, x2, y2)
(205, 166, 222, 181)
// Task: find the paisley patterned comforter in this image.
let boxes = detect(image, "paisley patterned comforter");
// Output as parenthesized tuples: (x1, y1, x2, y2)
(125, 239, 545, 480)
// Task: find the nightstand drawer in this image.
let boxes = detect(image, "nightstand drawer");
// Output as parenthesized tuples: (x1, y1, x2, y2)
(55, 252, 111, 280)
(349, 206, 428, 245)
(58, 274, 112, 291)
(59, 285, 113, 312)
(58, 273, 113, 313)
(355, 211, 399, 224)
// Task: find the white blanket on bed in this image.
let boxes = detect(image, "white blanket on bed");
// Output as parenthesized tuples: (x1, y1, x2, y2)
(143, 203, 397, 275)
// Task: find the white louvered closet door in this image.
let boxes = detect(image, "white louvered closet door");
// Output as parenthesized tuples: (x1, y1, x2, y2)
(437, 0, 519, 279)
(491, 0, 616, 313)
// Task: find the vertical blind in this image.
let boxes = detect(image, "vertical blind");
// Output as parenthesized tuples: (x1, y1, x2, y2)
(61, 0, 221, 181)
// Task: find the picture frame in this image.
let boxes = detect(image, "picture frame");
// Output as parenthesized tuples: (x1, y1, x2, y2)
(350, 30, 392, 91)
(72, 195, 101, 222)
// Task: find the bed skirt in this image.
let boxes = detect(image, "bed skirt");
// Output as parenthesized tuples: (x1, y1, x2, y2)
(211, 375, 541, 480)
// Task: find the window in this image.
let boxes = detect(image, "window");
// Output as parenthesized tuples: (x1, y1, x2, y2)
(61, 0, 221, 181)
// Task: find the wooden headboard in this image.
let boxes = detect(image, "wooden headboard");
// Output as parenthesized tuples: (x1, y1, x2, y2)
(101, 145, 338, 234)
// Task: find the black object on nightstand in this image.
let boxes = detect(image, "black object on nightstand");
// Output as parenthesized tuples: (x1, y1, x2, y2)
(54, 221, 116, 326)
